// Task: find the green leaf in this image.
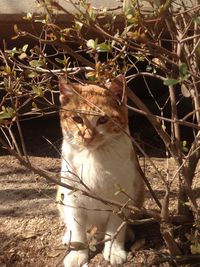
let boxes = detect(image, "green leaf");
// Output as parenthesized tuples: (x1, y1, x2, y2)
(55, 56, 69, 66)
(32, 85, 44, 97)
(114, 183, 125, 195)
(97, 42, 110, 52)
(191, 243, 200, 255)
(0, 107, 14, 123)
(86, 4, 96, 20)
(179, 63, 189, 79)
(123, 0, 136, 16)
(123, 1, 139, 24)
(74, 20, 83, 31)
(25, 70, 38, 78)
(164, 78, 179, 86)
(86, 39, 98, 50)
(32, 102, 39, 111)
(55, 58, 64, 64)
(5, 47, 20, 57)
(181, 140, 189, 153)
(4, 65, 11, 74)
(22, 44, 28, 52)
(146, 65, 152, 72)
(135, 54, 145, 61)
(85, 71, 97, 81)
(7, 107, 14, 116)
(29, 59, 45, 68)
(0, 112, 11, 121)
(23, 12, 33, 20)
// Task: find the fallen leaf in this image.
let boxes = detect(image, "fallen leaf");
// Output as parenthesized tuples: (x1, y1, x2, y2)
(21, 231, 37, 239)
(48, 251, 61, 258)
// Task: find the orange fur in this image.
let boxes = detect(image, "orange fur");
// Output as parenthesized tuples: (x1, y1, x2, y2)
(59, 77, 128, 148)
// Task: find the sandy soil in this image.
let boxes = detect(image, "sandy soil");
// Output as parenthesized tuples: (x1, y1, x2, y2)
(0, 154, 174, 267)
(0, 117, 199, 267)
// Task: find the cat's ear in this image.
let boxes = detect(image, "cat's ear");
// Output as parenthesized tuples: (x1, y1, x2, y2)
(59, 77, 74, 105)
(109, 75, 126, 103)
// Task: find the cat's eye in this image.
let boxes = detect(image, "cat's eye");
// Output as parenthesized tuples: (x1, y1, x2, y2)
(72, 115, 83, 124)
(97, 115, 109, 125)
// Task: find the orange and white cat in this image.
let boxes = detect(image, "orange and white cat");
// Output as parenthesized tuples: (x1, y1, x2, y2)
(57, 75, 144, 267)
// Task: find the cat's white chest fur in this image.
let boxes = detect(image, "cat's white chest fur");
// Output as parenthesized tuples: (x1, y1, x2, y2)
(61, 133, 140, 205)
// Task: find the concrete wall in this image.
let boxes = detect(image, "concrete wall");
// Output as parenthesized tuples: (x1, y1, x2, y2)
(0, 0, 122, 47)
(0, 0, 195, 46)
(0, 0, 121, 21)
(0, 0, 195, 20)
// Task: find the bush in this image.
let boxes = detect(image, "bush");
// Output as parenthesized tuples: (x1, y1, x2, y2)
(1, 0, 200, 265)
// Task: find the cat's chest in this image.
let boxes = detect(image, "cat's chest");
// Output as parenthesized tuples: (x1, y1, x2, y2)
(74, 148, 128, 178)
(62, 140, 136, 196)
(75, 151, 132, 194)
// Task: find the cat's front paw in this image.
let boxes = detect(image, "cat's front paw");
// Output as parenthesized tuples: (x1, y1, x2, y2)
(103, 248, 127, 265)
(64, 250, 88, 267)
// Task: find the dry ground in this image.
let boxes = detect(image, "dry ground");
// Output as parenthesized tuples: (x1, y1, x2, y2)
(0, 155, 181, 267)
(0, 117, 199, 267)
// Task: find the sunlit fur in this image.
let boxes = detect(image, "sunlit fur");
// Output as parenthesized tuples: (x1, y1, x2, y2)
(60, 82, 128, 150)
(58, 76, 144, 267)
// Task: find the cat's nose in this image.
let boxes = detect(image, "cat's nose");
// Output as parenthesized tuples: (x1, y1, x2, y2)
(83, 128, 95, 144)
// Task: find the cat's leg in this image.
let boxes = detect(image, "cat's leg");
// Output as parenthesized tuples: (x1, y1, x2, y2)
(103, 214, 127, 265)
(64, 251, 88, 267)
(63, 206, 89, 267)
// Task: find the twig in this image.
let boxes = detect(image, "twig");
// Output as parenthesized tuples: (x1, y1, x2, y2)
(108, 221, 127, 262)
(160, 223, 182, 257)
(0, 135, 161, 221)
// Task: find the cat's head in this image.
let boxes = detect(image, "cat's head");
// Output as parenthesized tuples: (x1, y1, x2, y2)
(59, 75, 128, 149)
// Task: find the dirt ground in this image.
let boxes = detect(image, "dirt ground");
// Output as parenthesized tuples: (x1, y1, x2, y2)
(0, 117, 199, 267)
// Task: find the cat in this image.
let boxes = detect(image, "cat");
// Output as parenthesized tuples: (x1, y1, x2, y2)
(57, 75, 144, 267)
